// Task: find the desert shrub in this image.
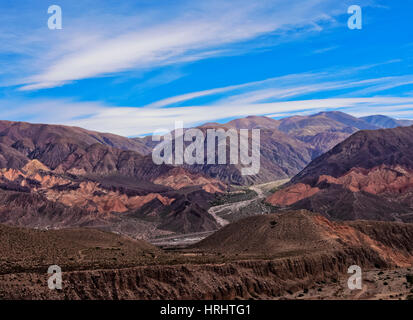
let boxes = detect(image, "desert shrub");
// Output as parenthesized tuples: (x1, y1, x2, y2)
(210, 189, 258, 206)
(406, 274, 413, 285)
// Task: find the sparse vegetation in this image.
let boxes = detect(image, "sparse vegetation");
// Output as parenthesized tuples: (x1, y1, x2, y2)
(214, 198, 279, 223)
(269, 185, 283, 194)
(406, 274, 413, 285)
(209, 189, 257, 206)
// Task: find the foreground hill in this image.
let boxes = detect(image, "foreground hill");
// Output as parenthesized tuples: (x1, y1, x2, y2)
(193, 210, 413, 266)
(1, 211, 413, 299)
(0, 223, 162, 274)
(267, 126, 413, 222)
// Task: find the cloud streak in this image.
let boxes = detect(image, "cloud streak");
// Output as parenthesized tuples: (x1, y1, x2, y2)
(4, 96, 413, 137)
(11, 0, 360, 91)
(142, 62, 413, 109)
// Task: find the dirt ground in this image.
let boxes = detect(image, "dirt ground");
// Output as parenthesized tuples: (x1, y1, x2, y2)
(278, 268, 413, 300)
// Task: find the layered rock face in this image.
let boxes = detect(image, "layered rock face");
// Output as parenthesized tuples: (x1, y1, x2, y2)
(0, 159, 223, 235)
(0, 119, 229, 235)
(0, 163, 174, 214)
(267, 126, 413, 222)
(0, 254, 387, 300)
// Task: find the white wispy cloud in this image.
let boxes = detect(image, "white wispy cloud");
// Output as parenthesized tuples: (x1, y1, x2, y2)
(142, 62, 413, 109)
(10, 0, 362, 91)
(5, 59, 413, 136)
(312, 46, 339, 54)
(348, 76, 413, 96)
(0, 99, 107, 124)
(143, 72, 329, 108)
(4, 96, 413, 137)
(66, 97, 413, 136)
(143, 77, 281, 108)
(219, 76, 413, 105)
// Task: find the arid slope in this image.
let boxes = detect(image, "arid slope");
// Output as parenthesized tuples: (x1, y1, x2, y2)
(2, 211, 413, 300)
(267, 126, 413, 222)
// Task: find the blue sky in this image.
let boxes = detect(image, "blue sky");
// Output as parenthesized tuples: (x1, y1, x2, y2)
(0, 0, 413, 136)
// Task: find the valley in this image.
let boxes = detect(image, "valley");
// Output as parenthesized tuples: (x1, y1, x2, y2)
(2, 112, 413, 300)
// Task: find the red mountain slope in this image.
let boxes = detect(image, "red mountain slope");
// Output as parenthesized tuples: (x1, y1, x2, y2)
(267, 126, 413, 222)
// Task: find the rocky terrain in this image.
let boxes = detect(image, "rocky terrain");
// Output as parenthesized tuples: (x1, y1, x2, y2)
(1, 210, 413, 300)
(0, 112, 412, 238)
(276, 268, 413, 300)
(0, 112, 381, 237)
(2, 113, 413, 300)
(0, 159, 224, 236)
(0, 120, 230, 236)
(183, 112, 385, 185)
(267, 125, 413, 222)
(133, 111, 412, 185)
(192, 210, 413, 265)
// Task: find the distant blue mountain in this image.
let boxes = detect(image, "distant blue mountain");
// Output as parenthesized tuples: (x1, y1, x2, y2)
(360, 115, 413, 129)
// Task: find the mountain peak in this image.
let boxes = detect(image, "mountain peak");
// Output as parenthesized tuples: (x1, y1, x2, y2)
(225, 115, 279, 130)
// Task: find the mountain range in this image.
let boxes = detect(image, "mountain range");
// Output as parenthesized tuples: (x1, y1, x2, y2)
(0, 120, 227, 236)
(2, 111, 413, 300)
(1, 112, 412, 237)
(135, 112, 413, 185)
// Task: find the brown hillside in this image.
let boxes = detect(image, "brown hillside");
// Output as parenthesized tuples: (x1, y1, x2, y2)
(193, 210, 413, 267)
(0, 223, 162, 274)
